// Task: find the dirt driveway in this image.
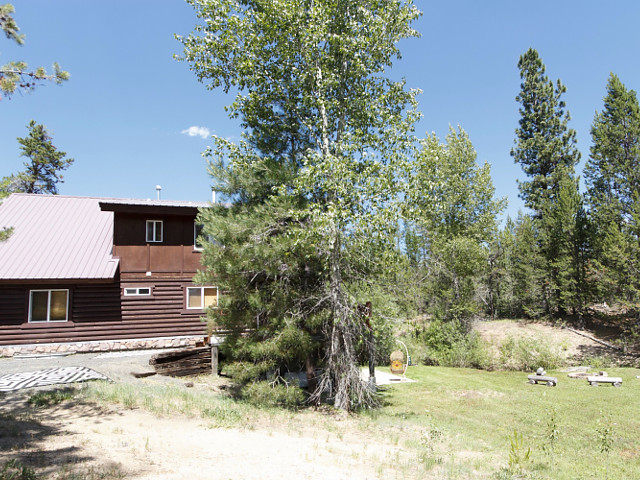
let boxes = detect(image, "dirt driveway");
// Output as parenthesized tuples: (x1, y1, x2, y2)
(0, 351, 395, 480)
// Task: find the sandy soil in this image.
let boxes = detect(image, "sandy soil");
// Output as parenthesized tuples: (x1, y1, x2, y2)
(0, 387, 400, 480)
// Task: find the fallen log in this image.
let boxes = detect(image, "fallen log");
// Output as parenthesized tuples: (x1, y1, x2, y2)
(563, 327, 622, 351)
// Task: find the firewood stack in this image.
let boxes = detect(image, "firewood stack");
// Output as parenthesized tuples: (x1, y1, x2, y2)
(149, 347, 212, 377)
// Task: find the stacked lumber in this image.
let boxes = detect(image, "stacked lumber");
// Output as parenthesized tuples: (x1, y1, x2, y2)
(150, 347, 212, 377)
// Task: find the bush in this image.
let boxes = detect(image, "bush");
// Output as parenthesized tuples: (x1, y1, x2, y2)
(419, 319, 494, 369)
(240, 381, 305, 409)
(498, 335, 564, 371)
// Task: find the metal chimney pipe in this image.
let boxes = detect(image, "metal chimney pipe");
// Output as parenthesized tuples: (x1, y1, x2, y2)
(156, 185, 162, 200)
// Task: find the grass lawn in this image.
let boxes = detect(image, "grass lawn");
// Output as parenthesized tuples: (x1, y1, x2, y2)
(367, 365, 640, 479)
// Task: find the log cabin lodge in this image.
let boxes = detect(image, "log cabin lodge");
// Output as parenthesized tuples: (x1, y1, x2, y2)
(0, 193, 215, 357)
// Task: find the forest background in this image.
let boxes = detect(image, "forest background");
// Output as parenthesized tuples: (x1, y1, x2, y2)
(2, 1, 640, 412)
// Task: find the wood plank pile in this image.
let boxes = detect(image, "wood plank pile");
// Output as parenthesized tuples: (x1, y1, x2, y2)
(150, 347, 212, 377)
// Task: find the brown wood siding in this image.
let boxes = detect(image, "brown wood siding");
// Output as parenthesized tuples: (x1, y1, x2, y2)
(0, 287, 26, 325)
(0, 279, 209, 347)
(0, 319, 207, 346)
(72, 283, 122, 323)
(114, 213, 196, 247)
(121, 278, 200, 321)
(113, 212, 203, 275)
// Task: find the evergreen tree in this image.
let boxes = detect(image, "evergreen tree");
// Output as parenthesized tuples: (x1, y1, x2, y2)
(1, 121, 74, 195)
(0, 3, 69, 100)
(491, 213, 546, 319)
(511, 48, 580, 217)
(179, 0, 421, 410)
(510, 48, 586, 319)
(539, 169, 587, 316)
(585, 74, 640, 304)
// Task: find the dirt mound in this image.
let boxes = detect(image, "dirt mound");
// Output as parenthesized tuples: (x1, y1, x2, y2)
(473, 319, 632, 366)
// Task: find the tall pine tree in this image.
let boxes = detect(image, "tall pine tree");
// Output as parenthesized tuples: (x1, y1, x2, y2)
(510, 48, 584, 318)
(1, 121, 74, 195)
(511, 48, 580, 217)
(585, 73, 640, 303)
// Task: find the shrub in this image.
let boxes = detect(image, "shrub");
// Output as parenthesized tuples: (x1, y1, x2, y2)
(240, 381, 305, 409)
(498, 335, 564, 371)
(419, 319, 495, 369)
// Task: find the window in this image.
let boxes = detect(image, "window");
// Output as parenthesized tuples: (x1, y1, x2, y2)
(194, 222, 218, 250)
(194, 223, 205, 250)
(146, 220, 163, 242)
(123, 287, 151, 296)
(29, 289, 69, 322)
(186, 286, 218, 309)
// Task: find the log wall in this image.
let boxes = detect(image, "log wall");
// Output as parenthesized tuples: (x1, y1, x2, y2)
(0, 279, 209, 348)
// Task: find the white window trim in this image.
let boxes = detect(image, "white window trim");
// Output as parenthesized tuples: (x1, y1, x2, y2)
(123, 287, 152, 296)
(194, 222, 220, 250)
(194, 223, 204, 251)
(28, 289, 69, 323)
(186, 286, 218, 310)
(146, 219, 163, 243)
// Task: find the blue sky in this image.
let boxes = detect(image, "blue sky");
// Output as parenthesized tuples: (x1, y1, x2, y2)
(2, 1, 640, 220)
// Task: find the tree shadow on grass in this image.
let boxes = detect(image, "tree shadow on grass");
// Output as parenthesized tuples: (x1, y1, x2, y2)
(573, 343, 638, 367)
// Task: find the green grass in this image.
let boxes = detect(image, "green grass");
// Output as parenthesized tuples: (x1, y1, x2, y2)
(27, 388, 75, 408)
(0, 459, 37, 480)
(80, 380, 258, 429)
(75, 367, 640, 479)
(366, 365, 640, 479)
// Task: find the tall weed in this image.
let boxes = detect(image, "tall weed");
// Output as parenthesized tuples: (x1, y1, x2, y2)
(241, 381, 305, 409)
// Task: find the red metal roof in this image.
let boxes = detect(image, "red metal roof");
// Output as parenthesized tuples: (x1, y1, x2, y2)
(0, 194, 120, 281)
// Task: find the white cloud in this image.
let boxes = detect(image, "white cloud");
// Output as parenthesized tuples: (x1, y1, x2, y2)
(181, 126, 211, 139)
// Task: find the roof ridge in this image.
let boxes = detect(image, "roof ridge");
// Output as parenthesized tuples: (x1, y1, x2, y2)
(7, 193, 209, 204)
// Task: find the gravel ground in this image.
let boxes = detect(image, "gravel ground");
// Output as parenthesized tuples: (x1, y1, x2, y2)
(0, 350, 171, 384)
(0, 350, 410, 391)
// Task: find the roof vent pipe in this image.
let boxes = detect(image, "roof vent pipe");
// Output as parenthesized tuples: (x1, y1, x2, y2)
(212, 188, 216, 204)
(156, 185, 162, 200)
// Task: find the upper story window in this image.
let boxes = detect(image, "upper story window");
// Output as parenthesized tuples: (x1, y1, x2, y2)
(29, 289, 69, 322)
(194, 222, 220, 250)
(146, 220, 163, 243)
(194, 223, 205, 250)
